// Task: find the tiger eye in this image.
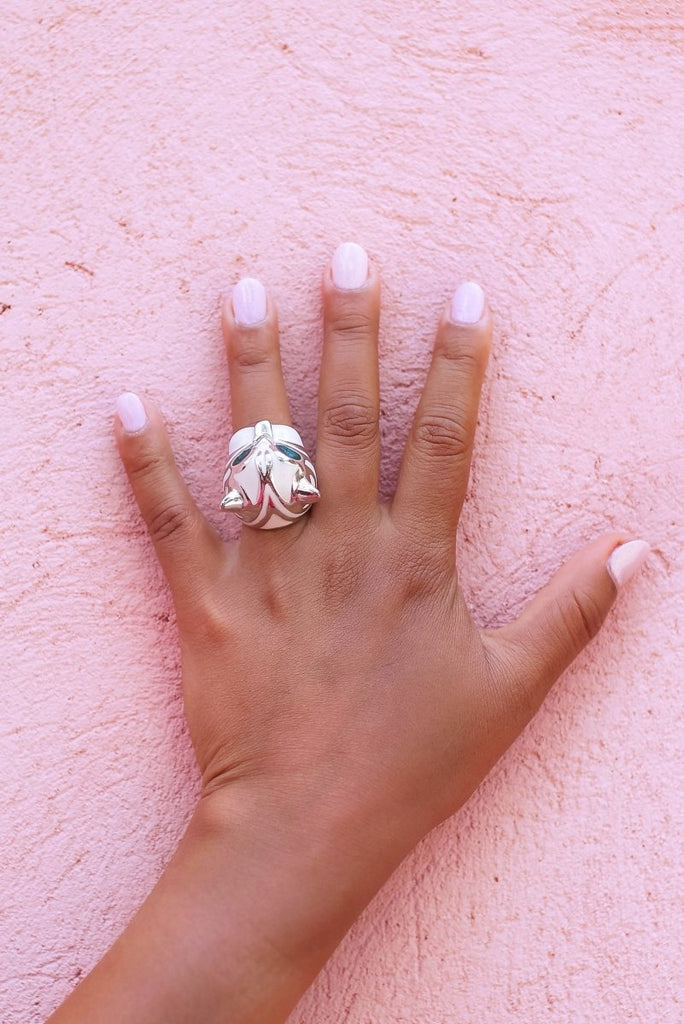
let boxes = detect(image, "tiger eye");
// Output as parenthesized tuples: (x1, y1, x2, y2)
(232, 447, 251, 466)
(276, 443, 302, 460)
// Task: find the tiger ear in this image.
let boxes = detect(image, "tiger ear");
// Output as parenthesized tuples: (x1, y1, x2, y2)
(293, 478, 320, 504)
(220, 488, 245, 511)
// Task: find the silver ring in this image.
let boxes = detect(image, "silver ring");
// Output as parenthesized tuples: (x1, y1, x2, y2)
(220, 419, 320, 530)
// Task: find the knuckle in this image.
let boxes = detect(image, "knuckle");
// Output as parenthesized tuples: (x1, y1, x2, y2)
(127, 449, 165, 483)
(182, 589, 240, 646)
(329, 307, 375, 343)
(384, 527, 451, 599)
(437, 327, 490, 369)
(307, 528, 376, 610)
(322, 396, 378, 450)
(557, 589, 605, 649)
(413, 410, 472, 462)
(483, 635, 545, 723)
(147, 502, 194, 545)
(231, 336, 276, 372)
(322, 543, 363, 606)
(399, 546, 450, 600)
(258, 565, 295, 623)
(503, 669, 541, 724)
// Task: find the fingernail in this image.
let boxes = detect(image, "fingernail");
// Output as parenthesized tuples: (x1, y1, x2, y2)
(606, 539, 650, 588)
(116, 392, 147, 433)
(232, 277, 267, 326)
(331, 242, 368, 289)
(451, 280, 486, 324)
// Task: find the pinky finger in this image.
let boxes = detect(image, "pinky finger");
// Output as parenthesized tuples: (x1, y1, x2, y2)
(115, 392, 224, 603)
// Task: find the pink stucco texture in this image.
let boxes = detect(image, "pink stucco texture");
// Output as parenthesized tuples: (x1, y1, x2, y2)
(1, 2, 682, 1021)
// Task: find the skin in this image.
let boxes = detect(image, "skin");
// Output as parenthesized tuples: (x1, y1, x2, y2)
(48, 254, 638, 1023)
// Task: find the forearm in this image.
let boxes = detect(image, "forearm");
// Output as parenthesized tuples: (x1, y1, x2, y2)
(47, 783, 404, 1024)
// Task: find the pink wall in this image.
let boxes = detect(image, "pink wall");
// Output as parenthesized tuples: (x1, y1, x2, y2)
(1, 2, 682, 1020)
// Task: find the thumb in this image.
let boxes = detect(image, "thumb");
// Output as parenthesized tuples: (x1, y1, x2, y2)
(115, 392, 224, 601)
(489, 533, 650, 710)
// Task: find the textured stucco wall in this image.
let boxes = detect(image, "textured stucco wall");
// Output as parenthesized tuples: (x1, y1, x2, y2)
(1, 2, 682, 1021)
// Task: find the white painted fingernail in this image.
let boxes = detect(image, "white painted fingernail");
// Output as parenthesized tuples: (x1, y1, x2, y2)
(232, 277, 267, 326)
(451, 281, 486, 324)
(116, 392, 147, 433)
(606, 539, 650, 588)
(332, 242, 368, 289)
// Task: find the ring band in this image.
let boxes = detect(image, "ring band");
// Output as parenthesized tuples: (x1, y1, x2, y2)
(220, 419, 320, 530)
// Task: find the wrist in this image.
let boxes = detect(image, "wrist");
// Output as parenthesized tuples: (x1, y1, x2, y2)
(189, 773, 413, 978)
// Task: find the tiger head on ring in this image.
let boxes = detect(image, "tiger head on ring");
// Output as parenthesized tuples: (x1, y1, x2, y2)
(221, 420, 320, 529)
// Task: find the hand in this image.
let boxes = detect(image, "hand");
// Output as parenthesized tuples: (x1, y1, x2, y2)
(115, 245, 645, 848)
(54, 244, 648, 1024)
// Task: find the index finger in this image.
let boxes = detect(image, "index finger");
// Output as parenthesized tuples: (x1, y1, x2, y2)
(390, 281, 492, 553)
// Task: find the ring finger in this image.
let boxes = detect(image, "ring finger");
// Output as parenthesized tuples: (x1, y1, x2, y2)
(222, 276, 291, 428)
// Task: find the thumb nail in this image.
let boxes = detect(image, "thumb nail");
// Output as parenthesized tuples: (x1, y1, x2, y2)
(606, 539, 650, 588)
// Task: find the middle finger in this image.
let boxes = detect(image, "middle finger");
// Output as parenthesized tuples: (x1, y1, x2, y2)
(315, 243, 381, 522)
